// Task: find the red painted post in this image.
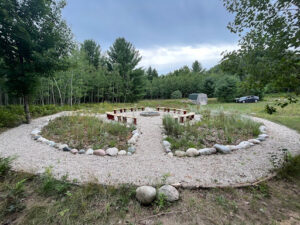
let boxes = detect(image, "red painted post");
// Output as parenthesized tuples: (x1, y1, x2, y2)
(120, 109, 123, 113)
(124, 109, 126, 112)
(123, 117, 127, 123)
(167, 108, 170, 112)
(133, 118, 137, 125)
(113, 109, 117, 114)
(157, 107, 159, 111)
(180, 116, 184, 123)
(183, 110, 187, 114)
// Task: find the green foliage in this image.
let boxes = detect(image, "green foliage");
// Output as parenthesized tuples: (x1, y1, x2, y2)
(215, 76, 238, 102)
(40, 167, 70, 196)
(162, 115, 183, 138)
(171, 90, 182, 99)
(192, 60, 203, 73)
(203, 77, 215, 98)
(265, 104, 277, 115)
(81, 40, 101, 69)
(0, 156, 13, 177)
(277, 153, 300, 180)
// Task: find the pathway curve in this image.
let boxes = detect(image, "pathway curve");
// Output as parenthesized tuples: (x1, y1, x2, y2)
(0, 110, 300, 188)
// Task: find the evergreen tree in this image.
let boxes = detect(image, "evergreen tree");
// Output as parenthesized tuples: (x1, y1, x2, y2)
(192, 60, 203, 73)
(0, 0, 73, 123)
(81, 40, 101, 69)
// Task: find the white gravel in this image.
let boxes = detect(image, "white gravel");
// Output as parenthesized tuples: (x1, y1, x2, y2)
(0, 110, 300, 188)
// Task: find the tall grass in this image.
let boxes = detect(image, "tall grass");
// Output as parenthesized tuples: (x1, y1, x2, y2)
(41, 116, 134, 150)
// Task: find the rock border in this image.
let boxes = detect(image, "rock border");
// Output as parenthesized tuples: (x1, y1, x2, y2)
(163, 124, 269, 157)
(30, 116, 140, 157)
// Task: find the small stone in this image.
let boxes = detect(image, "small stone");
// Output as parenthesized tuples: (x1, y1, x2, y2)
(226, 145, 239, 151)
(136, 186, 157, 205)
(165, 147, 171, 153)
(259, 125, 267, 133)
(118, 150, 127, 155)
(175, 150, 186, 157)
(106, 147, 118, 156)
(214, 144, 231, 154)
(186, 148, 199, 157)
(94, 149, 106, 156)
(33, 135, 41, 141)
(248, 139, 261, 144)
(48, 141, 56, 147)
(128, 137, 137, 144)
(258, 134, 269, 141)
(158, 185, 179, 202)
(31, 129, 41, 136)
(54, 143, 61, 148)
(198, 147, 217, 155)
(70, 149, 78, 154)
(167, 152, 173, 157)
(58, 144, 68, 150)
(86, 148, 94, 155)
(132, 129, 139, 135)
(127, 152, 132, 156)
(128, 146, 136, 153)
(63, 146, 71, 152)
(78, 149, 86, 154)
(237, 141, 252, 149)
(132, 133, 139, 139)
(163, 140, 171, 148)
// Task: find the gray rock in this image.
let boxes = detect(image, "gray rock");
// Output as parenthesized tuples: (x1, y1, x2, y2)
(48, 141, 56, 147)
(58, 144, 68, 150)
(175, 150, 186, 157)
(118, 150, 127, 155)
(78, 149, 86, 154)
(128, 146, 136, 153)
(259, 125, 267, 133)
(106, 147, 118, 156)
(132, 133, 139, 139)
(237, 141, 252, 149)
(186, 148, 199, 157)
(226, 145, 239, 151)
(136, 186, 157, 205)
(128, 137, 137, 145)
(214, 144, 231, 154)
(132, 129, 139, 135)
(70, 149, 78, 154)
(127, 152, 132, 156)
(158, 185, 179, 202)
(31, 129, 41, 136)
(33, 135, 41, 141)
(257, 134, 269, 141)
(165, 147, 172, 153)
(248, 139, 261, 144)
(86, 148, 94, 155)
(163, 140, 171, 148)
(198, 147, 217, 155)
(63, 146, 71, 152)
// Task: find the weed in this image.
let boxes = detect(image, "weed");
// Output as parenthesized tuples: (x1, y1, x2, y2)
(155, 193, 169, 213)
(0, 156, 14, 177)
(39, 167, 70, 196)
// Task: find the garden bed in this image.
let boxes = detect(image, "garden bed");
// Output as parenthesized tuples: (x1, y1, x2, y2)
(163, 110, 261, 152)
(41, 115, 135, 150)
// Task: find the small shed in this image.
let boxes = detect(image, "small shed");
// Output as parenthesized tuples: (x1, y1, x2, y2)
(188, 93, 208, 105)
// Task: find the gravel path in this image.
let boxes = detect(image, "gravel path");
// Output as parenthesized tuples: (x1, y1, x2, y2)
(0, 110, 300, 188)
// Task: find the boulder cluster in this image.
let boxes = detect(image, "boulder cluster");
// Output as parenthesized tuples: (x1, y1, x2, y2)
(31, 123, 140, 157)
(163, 125, 269, 157)
(136, 184, 179, 205)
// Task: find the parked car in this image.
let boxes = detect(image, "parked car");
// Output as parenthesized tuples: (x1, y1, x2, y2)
(236, 96, 259, 103)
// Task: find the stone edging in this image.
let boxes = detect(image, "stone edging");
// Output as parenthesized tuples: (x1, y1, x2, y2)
(30, 116, 140, 157)
(162, 125, 269, 157)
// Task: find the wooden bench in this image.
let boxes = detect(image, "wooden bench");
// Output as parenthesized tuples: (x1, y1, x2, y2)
(124, 115, 137, 125)
(179, 112, 195, 123)
(106, 112, 115, 120)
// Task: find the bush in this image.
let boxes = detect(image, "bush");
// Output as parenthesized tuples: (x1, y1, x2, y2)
(171, 90, 182, 99)
(0, 156, 14, 177)
(162, 115, 183, 137)
(0, 109, 24, 128)
(215, 76, 238, 102)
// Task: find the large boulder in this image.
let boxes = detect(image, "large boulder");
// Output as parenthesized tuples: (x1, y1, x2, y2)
(214, 144, 231, 154)
(158, 185, 179, 202)
(175, 150, 186, 157)
(136, 186, 157, 205)
(106, 147, 118, 156)
(198, 147, 217, 155)
(186, 148, 199, 157)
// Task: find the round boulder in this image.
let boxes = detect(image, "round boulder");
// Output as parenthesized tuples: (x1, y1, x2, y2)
(118, 150, 127, 155)
(186, 148, 199, 157)
(70, 149, 78, 154)
(106, 147, 118, 156)
(175, 150, 186, 157)
(94, 149, 106, 156)
(158, 185, 179, 202)
(214, 144, 231, 154)
(86, 148, 94, 155)
(198, 147, 217, 155)
(136, 186, 157, 205)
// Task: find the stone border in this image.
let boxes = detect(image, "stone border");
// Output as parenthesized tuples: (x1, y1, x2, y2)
(162, 124, 269, 157)
(30, 116, 140, 157)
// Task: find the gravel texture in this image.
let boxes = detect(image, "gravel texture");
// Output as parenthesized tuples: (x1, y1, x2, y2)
(0, 110, 300, 188)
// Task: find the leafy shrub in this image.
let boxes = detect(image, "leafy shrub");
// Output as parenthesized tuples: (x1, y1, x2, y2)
(215, 76, 238, 102)
(277, 153, 300, 180)
(171, 90, 182, 99)
(0, 109, 23, 127)
(265, 104, 277, 114)
(0, 156, 13, 177)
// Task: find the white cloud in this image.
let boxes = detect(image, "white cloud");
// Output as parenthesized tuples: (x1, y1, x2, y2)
(138, 43, 238, 74)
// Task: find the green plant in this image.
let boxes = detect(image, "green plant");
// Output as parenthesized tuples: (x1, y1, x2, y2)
(171, 90, 182, 99)
(0, 156, 14, 177)
(162, 115, 183, 137)
(277, 153, 300, 180)
(215, 76, 238, 102)
(155, 193, 169, 212)
(40, 167, 70, 196)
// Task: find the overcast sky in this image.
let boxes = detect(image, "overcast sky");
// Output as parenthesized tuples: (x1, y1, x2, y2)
(62, 0, 238, 74)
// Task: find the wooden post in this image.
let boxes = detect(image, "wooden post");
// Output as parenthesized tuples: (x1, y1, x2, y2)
(133, 117, 137, 125)
(123, 117, 127, 123)
(113, 109, 117, 114)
